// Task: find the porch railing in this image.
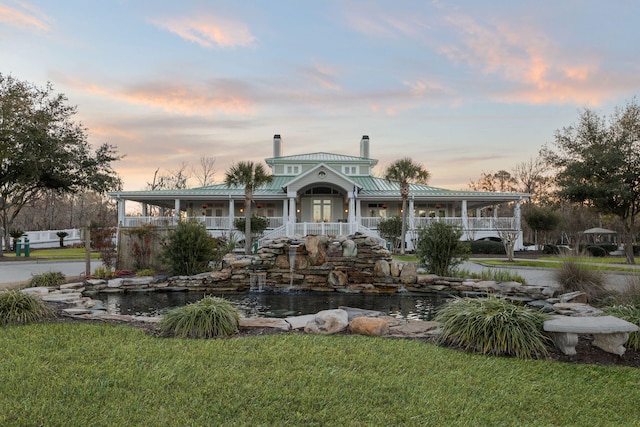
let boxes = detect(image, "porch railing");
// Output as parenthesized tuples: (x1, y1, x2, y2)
(121, 216, 516, 233)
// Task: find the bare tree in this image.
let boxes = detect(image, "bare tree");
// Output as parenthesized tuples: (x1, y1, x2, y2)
(193, 155, 217, 187)
(512, 157, 551, 204)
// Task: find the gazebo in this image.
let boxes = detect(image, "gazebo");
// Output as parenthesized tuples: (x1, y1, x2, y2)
(582, 227, 618, 244)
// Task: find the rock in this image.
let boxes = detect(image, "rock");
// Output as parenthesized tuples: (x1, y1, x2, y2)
(389, 261, 400, 277)
(286, 314, 317, 330)
(399, 263, 417, 284)
(239, 317, 291, 331)
(339, 306, 384, 321)
(552, 303, 603, 317)
(328, 270, 347, 288)
(20, 287, 49, 295)
(342, 239, 357, 257)
(559, 291, 588, 304)
(349, 317, 389, 336)
(374, 260, 390, 277)
(304, 309, 349, 334)
(388, 320, 442, 337)
(60, 282, 84, 290)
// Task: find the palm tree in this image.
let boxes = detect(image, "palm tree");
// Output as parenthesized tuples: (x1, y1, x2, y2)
(384, 158, 430, 254)
(224, 161, 273, 254)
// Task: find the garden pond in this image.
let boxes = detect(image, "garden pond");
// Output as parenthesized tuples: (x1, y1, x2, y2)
(92, 291, 451, 321)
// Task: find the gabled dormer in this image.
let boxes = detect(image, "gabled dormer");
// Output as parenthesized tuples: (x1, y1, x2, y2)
(265, 135, 378, 177)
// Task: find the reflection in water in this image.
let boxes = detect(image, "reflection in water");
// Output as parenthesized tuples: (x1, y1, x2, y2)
(92, 291, 450, 321)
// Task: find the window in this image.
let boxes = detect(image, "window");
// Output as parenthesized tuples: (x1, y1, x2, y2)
(343, 166, 357, 175)
(286, 165, 300, 174)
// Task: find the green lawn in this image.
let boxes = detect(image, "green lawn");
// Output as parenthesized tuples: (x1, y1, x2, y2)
(1, 322, 640, 426)
(2, 247, 100, 261)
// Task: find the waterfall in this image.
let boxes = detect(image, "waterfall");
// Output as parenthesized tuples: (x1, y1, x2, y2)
(288, 244, 300, 290)
(249, 272, 266, 292)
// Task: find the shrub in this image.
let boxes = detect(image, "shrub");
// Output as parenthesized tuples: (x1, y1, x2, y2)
(93, 266, 115, 279)
(0, 290, 54, 326)
(416, 222, 470, 276)
(163, 219, 218, 276)
(585, 245, 607, 257)
(554, 259, 607, 303)
(27, 271, 66, 288)
(469, 240, 506, 255)
(603, 305, 640, 351)
(435, 296, 550, 359)
(378, 216, 402, 252)
(160, 296, 239, 338)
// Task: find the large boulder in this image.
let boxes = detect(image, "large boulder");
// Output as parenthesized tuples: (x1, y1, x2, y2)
(399, 263, 417, 284)
(374, 260, 391, 277)
(349, 317, 389, 336)
(304, 309, 349, 334)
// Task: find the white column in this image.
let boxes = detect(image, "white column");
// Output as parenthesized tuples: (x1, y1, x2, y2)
(288, 192, 297, 236)
(348, 193, 355, 224)
(408, 197, 415, 231)
(141, 203, 148, 217)
(229, 199, 235, 232)
(117, 199, 125, 226)
(461, 200, 468, 230)
(174, 199, 181, 224)
(282, 199, 289, 225)
(514, 200, 523, 250)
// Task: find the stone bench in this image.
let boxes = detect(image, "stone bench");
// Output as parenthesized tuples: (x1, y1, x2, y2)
(543, 315, 639, 356)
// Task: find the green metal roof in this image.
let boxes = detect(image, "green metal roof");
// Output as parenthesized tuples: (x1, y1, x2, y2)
(265, 152, 377, 165)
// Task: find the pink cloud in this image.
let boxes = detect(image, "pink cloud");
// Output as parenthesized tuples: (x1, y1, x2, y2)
(67, 78, 255, 116)
(300, 63, 342, 91)
(439, 14, 609, 105)
(152, 15, 256, 48)
(0, 1, 51, 31)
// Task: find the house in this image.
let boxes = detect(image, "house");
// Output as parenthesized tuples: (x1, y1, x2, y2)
(110, 135, 529, 250)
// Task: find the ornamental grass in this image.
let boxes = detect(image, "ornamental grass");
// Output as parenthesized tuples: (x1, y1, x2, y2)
(435, 296, 550, 359)
(604, 304, 640, 351)
(554, 258, 608, 303)
(0, 290, 54, 326)
(160, 296, 239, 338)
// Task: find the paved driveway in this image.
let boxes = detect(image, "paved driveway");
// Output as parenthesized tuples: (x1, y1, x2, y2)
(463, 260, 635, 291)
(0, 260, 103, 288)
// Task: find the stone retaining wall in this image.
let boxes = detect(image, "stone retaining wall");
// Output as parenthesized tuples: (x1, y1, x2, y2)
(84, 233, 556, 301)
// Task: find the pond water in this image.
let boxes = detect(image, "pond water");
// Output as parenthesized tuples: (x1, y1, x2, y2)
(91, 291, 451, 321)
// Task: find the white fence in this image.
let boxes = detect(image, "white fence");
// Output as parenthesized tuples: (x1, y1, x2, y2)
(18, 228, 83, 249)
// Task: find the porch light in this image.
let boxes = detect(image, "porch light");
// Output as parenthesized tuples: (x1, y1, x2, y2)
(435, 203, 442, 209)
(381, 203, 388, 209)
(256, 203, 263, 209)
(202, 203, 208, 209)
(240, 208, 244, 213)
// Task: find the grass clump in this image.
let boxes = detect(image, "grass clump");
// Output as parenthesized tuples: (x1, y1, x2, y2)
(454, 268, 526, 284)
(435, 296, 550, 359)
(160, 296, 239, 338)
(603, 305, 640, 351)
(555, 259, 607, 303)
(27, 271, 66, 287)
(0, 290, 53, 326)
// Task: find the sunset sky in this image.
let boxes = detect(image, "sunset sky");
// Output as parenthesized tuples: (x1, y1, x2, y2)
(2, 0, 639, 191)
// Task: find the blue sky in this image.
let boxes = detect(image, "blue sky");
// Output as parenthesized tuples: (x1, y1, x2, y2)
(2, 0, 639, 191)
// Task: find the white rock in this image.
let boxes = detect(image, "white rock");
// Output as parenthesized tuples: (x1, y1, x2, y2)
(304, 309, 349, 335)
